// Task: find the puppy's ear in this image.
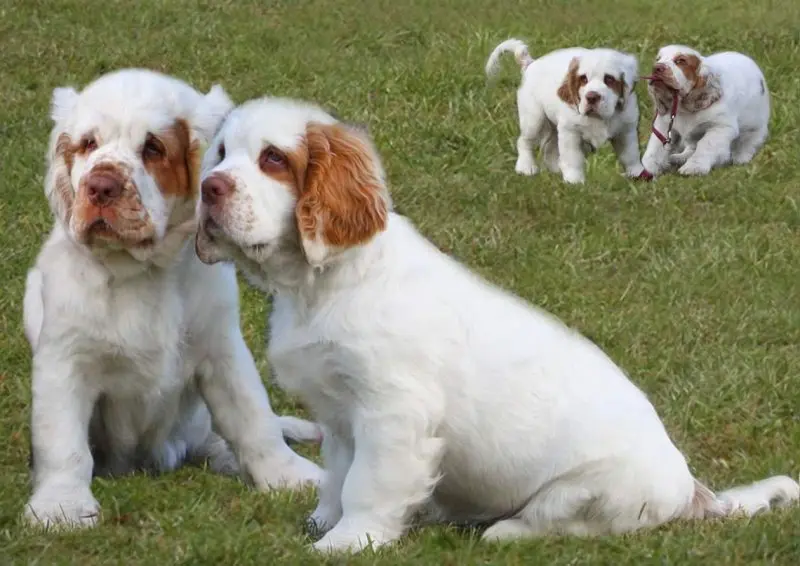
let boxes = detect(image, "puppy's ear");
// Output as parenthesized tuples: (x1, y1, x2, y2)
(683, 61, 722, 112)
(44, 130, 76, 228)
(296, 122, 390, 268)
(191, 85, 234, 146)
(50, 87, 79, 125)
(557, 57, 581, 107)
(616, 53, 639, 110)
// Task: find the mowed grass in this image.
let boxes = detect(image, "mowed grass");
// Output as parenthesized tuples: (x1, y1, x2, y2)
(1, 0, 800, 563)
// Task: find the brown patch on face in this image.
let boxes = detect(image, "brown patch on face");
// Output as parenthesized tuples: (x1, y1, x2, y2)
(53, 133, 78, 223)
(295, 122, 388, 249)
(257, 143, 309, 194)
(142, 119, 195, 199)
(604, 73, 625, 100)
(673, 54, 703, 87)
(557, 57, 583, 107)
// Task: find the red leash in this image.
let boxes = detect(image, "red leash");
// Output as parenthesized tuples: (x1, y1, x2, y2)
(640, 76, 679, 146)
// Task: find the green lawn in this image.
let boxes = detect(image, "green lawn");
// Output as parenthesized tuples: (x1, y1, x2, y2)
(2, 0, 800, 563)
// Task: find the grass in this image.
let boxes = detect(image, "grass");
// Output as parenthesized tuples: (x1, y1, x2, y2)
(1, 0, 800, 563)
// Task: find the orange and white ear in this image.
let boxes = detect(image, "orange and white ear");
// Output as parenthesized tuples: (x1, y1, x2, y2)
(557, 57, 581, 107)
(684, 64, 722, 112)
(295, 122, 391, 268)
(45, 86, 80, 228)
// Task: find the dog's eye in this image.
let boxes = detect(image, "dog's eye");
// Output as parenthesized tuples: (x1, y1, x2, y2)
(674, 56, 686, 66)
(218, 143, 226, 162)
(80, 136, 98, 154)
(142, 134, 165, 160)
(603, 74, 617, 87)
(578, 74, 588, 86)
(259, 146, 287, 172)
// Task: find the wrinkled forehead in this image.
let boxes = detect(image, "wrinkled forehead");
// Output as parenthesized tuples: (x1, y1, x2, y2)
(578, 50, 622, 76)
(657, 45, 700, 61)
(220, 99, 337, 153)
(67, 72, 197, 141)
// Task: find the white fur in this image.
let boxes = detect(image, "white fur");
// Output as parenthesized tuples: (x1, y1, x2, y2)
(193, 96, 799, 553)
(23, 70, 323, 530)
(641, 45, 769, 176)
(486, 39, 644, 184)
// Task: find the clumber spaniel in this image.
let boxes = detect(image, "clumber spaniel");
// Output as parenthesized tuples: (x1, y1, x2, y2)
(194, 96, 798, 553)
(641, 44, 770, 176)
(486, 38, 650, 184)
(23, 70, 323, 529)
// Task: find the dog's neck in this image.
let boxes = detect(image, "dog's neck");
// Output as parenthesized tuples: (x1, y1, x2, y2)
(245, 223, 390, 315)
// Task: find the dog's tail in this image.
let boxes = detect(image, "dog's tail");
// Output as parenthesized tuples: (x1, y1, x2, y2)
(685, 475, 799, 520)
(485, 38, 534, 78)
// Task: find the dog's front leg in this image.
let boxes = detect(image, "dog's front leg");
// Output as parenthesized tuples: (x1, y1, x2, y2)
(678, 124, 737, 176)
(197, 331, 323, 490)
(312, 407, 444, 553)
(556, 126, 587, 184)
(307, 429, 353, 537)
(641, 114, 672, 176)
(612, 123, 645, 177)
(25, 347, 100, 529)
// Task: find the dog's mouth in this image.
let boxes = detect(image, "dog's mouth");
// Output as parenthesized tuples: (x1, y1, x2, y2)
(83, 219, 154, 248)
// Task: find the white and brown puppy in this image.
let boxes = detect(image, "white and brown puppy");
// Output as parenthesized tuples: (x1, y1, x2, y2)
(194, 96, 798, 554)
(641, 45, 769, 176)
(23, 69, 323, 530)
(486, 38, 648, 184)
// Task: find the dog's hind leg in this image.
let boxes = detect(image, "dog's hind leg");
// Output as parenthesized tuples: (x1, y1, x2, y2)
(731, 126, 767, 165)
(515, 98, 546, 176)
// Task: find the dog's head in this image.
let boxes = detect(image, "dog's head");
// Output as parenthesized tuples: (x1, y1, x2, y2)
(648, 45, 721, 113)
(557, 49, 638, 119)
(46, 69, 232, 263)
(195, 98, 390, 274)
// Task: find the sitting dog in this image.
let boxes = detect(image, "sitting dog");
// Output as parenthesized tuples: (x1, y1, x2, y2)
(486, 38, 647, 184)
(23, 70, 323, 529)
(193, 95, 798, 553)
(641, 45, 770, 176)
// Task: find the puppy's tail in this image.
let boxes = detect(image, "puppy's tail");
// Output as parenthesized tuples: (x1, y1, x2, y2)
(485, 38, 534, 78)
(685, 475, 799, 520)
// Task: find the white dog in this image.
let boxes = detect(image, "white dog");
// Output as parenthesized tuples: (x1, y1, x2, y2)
(194, 96, 798, 553)
(641, 44, 769, 176)
(486, 38, 649, 184)
(23, 70, 324, 530)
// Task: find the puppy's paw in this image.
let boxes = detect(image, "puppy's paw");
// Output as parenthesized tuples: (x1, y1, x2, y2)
(307, 503, 342, 538)
(312, 522, 395, 553)
(669, 149, 693, 167)
(560, 169, 585, 185)
(679, 160, 712, 176)
(278, 415, 324, 444)
(514, 158, 538, 176)
(24, 485, 100, 530)
(252, 452, 325, 491)
(624, 164, 645, 178)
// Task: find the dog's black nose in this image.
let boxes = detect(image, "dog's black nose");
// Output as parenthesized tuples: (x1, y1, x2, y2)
(201, 174, 234, 206)
(585, 91, 601, 105)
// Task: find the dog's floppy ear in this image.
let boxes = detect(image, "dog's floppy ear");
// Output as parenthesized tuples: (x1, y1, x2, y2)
(50, 87, 79, 125)
(296, 122, 390, 268)
(616, 53, 639, 109)
(191, 85, 233, 146)
(683, 60, 722, 112)
(44, 87, 80, 228)
(557, 57, 581, 107)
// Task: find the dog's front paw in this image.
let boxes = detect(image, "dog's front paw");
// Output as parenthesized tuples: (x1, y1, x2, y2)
(311, 522, 395, 553)
(307, 503, 342, 538)
(251, 452, 325, 491)
(514, 158, 538, 176)
(679, 160, 712, 176)
(624, 164, 645, 178)
(560, 168, 585, 185)
(24, 485, 100, 529)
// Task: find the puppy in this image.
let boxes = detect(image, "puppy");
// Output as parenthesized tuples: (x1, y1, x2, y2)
(194, 96, 798, 553)
(486, 38, 647, 184)
(23, 70, 323, 530)
(641, 45, 769, 176)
